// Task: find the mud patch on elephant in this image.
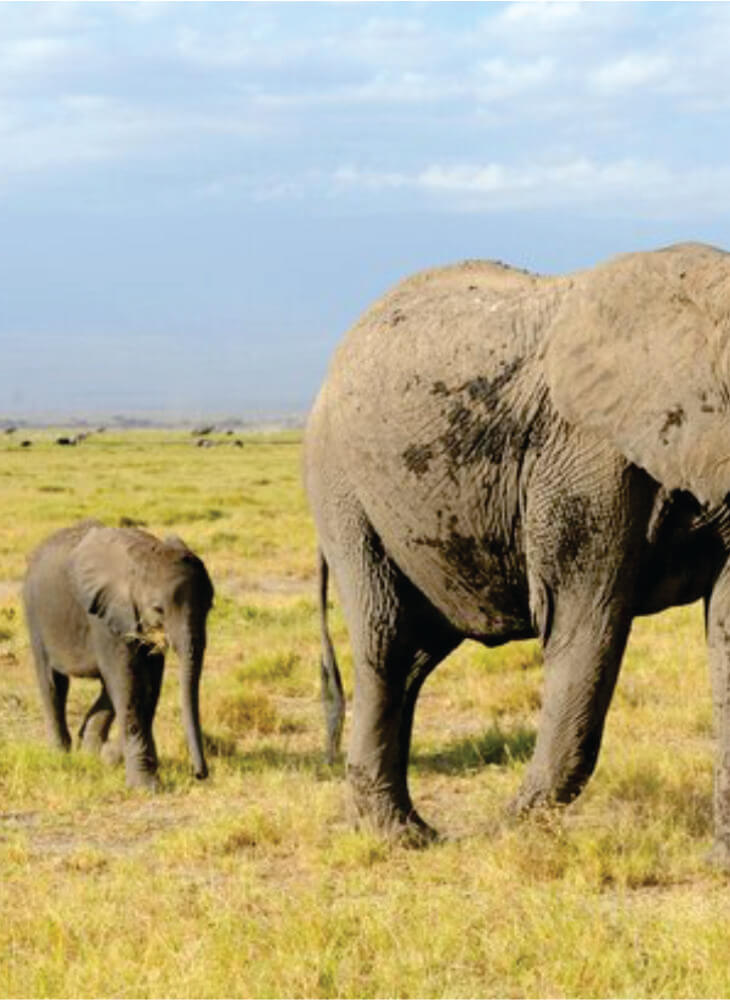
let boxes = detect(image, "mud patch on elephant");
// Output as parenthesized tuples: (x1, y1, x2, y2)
(463, 358, 524, 409)
(440, 403, 520, 470)
(437, 360, 550, 471)
(413, 525, 526, 620)
(659, 405, 686, 445)
(556, 494, 599, 566)
(402, 444, 434, 477)
(440, 529, 492, 591)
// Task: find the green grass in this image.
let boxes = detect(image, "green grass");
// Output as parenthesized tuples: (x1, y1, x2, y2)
(1, 429, 729, 997)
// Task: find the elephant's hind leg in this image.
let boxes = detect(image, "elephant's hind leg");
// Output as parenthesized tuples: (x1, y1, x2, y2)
(46, 669, 71, 751)
(325, 507, 460, 841)
(78, 683, 116, 753)
(28, 628, 72, 751)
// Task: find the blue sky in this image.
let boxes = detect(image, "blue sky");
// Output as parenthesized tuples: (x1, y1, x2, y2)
(2, 1, 730, 419)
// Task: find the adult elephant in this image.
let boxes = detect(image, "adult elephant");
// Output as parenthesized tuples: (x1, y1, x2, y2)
(304, 241, 730, 860)
(23, 520, 214, 788)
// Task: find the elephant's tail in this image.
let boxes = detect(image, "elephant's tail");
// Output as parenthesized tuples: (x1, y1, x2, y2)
(318, 547, 345, 764)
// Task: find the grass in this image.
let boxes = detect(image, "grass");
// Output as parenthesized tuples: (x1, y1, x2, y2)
(1, 428, 729, 997)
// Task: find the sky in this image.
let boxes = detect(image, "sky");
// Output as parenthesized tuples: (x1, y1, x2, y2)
(2, 1, 730, 420)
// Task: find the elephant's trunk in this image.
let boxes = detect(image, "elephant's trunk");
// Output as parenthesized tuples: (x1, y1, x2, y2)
(177, 628, 208, 779)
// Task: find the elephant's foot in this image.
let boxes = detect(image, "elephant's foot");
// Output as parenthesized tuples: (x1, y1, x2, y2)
(79, 716, 115, 754)
(125, 767, 160, 792)
(508, 764, 586, 818)
(508, 783, 568, 820)
(705, 839, 730, 873)
(347, 764, 440, 847)
(122, 728, 159, 789)
(81, 730, 110, 755)
(48, 728, 72, 753)
(123, 744, 159, 791)
(100, 739, 124, 767)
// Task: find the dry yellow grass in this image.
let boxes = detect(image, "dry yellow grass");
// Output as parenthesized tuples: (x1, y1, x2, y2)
(1, 429, 729, 997)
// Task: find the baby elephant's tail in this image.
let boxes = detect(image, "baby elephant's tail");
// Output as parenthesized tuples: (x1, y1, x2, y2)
(318, 548, 345, 764)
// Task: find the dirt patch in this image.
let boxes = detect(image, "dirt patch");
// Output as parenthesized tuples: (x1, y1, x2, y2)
(9, 795, 204, 859)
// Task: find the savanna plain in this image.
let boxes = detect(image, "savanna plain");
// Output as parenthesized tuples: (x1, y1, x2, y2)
(1, 429, 729, 999)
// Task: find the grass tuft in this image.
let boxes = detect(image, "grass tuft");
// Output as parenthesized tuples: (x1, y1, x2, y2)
(214, 691, 280, 735)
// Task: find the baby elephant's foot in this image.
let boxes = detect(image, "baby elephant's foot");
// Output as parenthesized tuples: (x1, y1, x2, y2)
(706, 839, 730, 873)
(100, 740, 124, 767)
(48, 729, 72, 753)
(125, 767, 160, 792)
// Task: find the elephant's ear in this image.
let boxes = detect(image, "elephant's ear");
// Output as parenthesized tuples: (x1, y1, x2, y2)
(69, 527, 140, 639)
(543, 243, 730, 506)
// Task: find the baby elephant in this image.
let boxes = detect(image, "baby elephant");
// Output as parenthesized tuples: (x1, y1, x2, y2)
(23, 520, 214, 788)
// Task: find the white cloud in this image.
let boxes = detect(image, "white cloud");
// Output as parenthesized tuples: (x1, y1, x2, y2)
(174, 25, 261, 69)
(0, 95, 265, 178)
(500, 2, 585, 28)
(483, 1, 624, 53)
(1, 2, 729, 221)
(333, 166, 408, 191)
(328, 157, 730, 219)
(590, 51, 673, 95)
(475, 57, 555, 101)
(0, 36, 80, 76)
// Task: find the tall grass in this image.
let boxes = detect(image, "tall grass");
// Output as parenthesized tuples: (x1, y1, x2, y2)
(1, 429, 728, 997)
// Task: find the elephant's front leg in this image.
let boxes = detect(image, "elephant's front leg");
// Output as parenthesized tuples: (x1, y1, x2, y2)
(96, 634, 162, 790)
(705, 566, 730, 867)
(512, 591, 633, 813)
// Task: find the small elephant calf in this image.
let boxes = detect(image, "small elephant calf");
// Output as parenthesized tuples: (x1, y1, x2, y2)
(23, 519, 214, 788)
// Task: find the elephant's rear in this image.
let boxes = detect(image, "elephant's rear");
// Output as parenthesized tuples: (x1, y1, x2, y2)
(23, 520, 101, 675)
(304, 260, 564, 636)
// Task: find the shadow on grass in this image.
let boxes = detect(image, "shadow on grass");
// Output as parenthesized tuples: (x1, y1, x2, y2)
(412, 723, 536, 775)
(202, 730, 344, 779)
(202, 723, 536, 780)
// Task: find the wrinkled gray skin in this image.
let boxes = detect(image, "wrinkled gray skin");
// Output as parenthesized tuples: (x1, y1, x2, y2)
(23, 520, 214, 788)
(305, 242, 730, 861)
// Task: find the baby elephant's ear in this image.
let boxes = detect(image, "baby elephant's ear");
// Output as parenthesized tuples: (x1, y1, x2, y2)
(69, 527, 140, 639)
(544, 243, 730, 506)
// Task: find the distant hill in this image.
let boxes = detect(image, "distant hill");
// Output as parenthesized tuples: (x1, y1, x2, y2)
(0, 411, 308, 431)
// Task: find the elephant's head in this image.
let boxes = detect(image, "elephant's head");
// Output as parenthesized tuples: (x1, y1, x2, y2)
(69, 525, 215, 779)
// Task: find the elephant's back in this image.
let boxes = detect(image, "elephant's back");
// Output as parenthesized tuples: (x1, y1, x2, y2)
(330, 259, 553, 375)
(327, 260, 563, 414)
(25, 520, 102, 573)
